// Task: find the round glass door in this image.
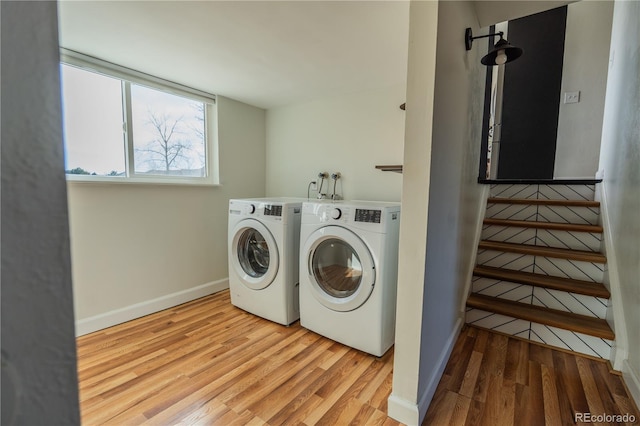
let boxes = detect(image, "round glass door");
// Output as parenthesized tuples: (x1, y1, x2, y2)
(237, 228, 270, 278)
(312, 239, 363, 298)
(303, 226, 375, 312)
(231, 219, 279, 290)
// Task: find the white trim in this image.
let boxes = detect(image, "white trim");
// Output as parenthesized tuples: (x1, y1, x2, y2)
(65, 175, 221, 187)
(60, 55, 220, 186)
(74, 279, 229, 336)
(387, 318, 464, 425)
(460, 185, 490, 312)
(60, 48, 216, 104)
(388, 394, 420, 425)
(595, 182, 629, 371)
(622, 359, 640, 409)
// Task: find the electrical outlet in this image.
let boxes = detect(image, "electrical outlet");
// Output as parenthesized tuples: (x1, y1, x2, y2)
(310, 181, 317, 191)
(564, 91, 580, 104)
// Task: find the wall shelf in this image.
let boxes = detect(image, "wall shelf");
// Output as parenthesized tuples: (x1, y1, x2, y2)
(375, 165, 403, 173)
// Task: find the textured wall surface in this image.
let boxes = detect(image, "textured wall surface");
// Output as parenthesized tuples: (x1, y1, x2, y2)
(418, 0, 487, 415)
(598, 0, 640, 404)
(1, 2, 81, 423)
(555, 1, 613, 178)
(68, 96, 265, 326)
(266, 84, 406, 202)
(387, 1, 439, 422)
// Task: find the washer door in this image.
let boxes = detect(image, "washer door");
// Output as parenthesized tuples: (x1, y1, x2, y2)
(231, 219, 279, 290)
(304, 226, 375, 312)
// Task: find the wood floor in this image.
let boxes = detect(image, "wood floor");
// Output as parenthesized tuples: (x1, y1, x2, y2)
(76, 290, 400, 425)
(77, 290, 639, 425)
(423, 326, 640, 426)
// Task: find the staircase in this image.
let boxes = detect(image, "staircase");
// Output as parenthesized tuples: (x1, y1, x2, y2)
(465, 183, 614, 359)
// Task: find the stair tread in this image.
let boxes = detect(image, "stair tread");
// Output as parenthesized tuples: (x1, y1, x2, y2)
(467, 293, 614, 340)
(473, 265, 610, 299)
(483, 218, 603, 233)
(479, 240, 607, 263)
(488, 198, 600, 207)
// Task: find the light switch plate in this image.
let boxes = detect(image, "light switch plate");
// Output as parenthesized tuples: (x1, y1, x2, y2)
(564, 91, 580, 104)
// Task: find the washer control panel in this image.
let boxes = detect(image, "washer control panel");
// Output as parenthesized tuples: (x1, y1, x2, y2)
(354, 208, 382, 223)
(264, 204, 283, 217)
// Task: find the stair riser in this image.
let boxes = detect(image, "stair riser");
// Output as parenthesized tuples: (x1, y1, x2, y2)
(490, 183, 596, 201)
(465, 308, 613, 359)
(472, 277, 608, 318)
(481, 225, 602, 252)
(485, 203, 600, 225)
(476, 250, 605, 283)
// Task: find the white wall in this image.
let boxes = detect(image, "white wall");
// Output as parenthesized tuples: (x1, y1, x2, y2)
(265, 84, 406, 201)
(69, 96, 266, 334)
(388, 1, 487, 424)
(598, 0, 640, 405)
(554, 1, 613, 178)
(1, 2, 80, 423)
(387, 2, 438, 423)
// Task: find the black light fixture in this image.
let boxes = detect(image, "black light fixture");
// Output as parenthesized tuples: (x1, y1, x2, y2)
(465, 27, 523, 66)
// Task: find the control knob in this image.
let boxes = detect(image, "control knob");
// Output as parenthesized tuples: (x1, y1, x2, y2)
(331, 208, 342, 220)
(248, 204, 256, 214)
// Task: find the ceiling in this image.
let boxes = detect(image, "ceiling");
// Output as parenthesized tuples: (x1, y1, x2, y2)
(57, 1, 411, 109)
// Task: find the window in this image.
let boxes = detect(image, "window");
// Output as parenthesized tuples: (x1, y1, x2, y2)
(60, 50, 217, 185)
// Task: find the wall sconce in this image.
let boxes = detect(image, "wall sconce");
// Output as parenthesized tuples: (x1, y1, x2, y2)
(465, 27, 523, 66)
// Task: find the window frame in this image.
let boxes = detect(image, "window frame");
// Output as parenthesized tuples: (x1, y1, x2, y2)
(60, 48, 219, 186)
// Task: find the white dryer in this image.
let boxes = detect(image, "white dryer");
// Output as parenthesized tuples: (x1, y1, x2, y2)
(299, 200, 401, 356)
(228, 198, 304, 325)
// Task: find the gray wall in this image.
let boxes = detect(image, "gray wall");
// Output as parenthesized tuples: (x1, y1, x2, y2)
(598, 0, 640, 404)
(389, 1, 487, 423)
(1, 1, 81, 424)
(418, 0, 487, 411)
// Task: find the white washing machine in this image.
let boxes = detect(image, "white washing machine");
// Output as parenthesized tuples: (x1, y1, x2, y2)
(299, 200, 401, 356)
(228, 198, 304, 325)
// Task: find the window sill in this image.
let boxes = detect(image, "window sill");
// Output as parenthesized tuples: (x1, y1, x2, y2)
(65, 175, 220, 187)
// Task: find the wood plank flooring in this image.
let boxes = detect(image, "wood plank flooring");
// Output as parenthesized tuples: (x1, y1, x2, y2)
(76, 290, 400, 425)
(424, 326, 640, 426)
(77, 291, 639, 425)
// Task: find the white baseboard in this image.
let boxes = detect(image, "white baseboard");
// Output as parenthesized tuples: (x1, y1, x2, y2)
(623, 360, 640, 412)
(387, 318, 463, 425)
(75, 279, 229, 336)
(596, 183, 629, 371)
(388, 394, 420, 426)
(460, 185, 490, 312)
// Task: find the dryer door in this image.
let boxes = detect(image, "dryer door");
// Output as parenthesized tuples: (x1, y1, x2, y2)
(303, 226, 375, 312)
(231, 219, 279, 290)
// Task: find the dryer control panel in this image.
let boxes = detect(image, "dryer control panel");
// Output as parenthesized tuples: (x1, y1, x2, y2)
(264, 205, 283, 217)
(302, 201, 400, 234)
(354, 209, 382, 224)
